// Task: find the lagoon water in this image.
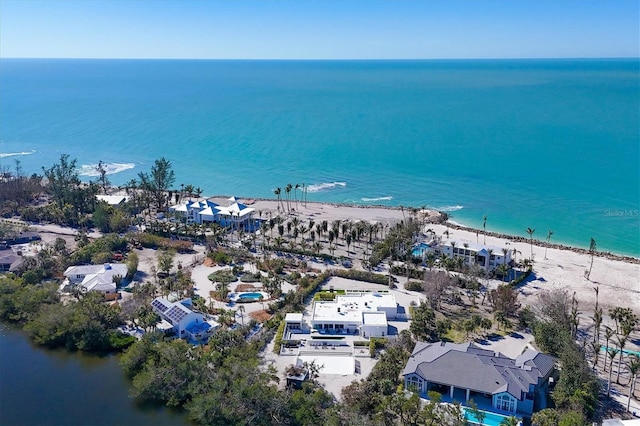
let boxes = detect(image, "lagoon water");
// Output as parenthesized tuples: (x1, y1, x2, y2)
(0, 59, 638, 256)
(0, 324, 188, 425)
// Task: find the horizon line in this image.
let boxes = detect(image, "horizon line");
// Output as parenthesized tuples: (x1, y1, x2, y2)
(1, 56, 639, 61)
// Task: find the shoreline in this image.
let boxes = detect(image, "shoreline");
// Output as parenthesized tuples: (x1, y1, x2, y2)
(209, 194, 640, 264)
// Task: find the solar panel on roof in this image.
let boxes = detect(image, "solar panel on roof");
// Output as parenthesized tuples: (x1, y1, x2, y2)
(165, 306, 188, 323)
(152, 299, 171, 313)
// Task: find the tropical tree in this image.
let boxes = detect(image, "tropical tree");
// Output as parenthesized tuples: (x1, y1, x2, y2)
(604, 326, 615, 371)
(237, 305, 245, 325)
(482, 214, 487, 244)
(137, 157, 176, 211)
(545, 229, 553, 259)
(499, 415, 519, 426)
(157, 249, 175, 275)
(274, 187, 284, 212)
(585, 237, 597, 281)
(526, 227, 535, 261)
(285, 183, 292, 212)
(294, 183, 301, 209)
(607, 347, 619, 397)
(626, 354, 640, 411)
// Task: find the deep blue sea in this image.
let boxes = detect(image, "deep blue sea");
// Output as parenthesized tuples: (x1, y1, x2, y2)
(1, 59, 638, 256)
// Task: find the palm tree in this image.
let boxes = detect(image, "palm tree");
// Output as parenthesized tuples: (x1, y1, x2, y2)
(617, 318, 636, 384)
(544, 229, 553, 259)
(274, 187, 284, 212)
(294, 183, 301, 209)
(482, 215, 487, 244)
(499, 416, 519, 426)
(626, 354, 640, 411)
(237, 305, 245, 325)
(586, 237, 597, 281)
(590, 340, 601, 369)
(526, 227, 535, 261)
(604, 326, 615, 371)
(608, 347, 620, 397)
(592, 307, 603, 345)
(285, 183, 292, 212)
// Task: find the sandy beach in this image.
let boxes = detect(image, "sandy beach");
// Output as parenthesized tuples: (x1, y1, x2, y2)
(207, 196, 640, 312)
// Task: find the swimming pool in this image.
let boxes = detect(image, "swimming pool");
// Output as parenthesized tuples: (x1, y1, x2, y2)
(412, 243, 430, 257)
(463, 408, 517, 426)
(237, 292, 265, 301)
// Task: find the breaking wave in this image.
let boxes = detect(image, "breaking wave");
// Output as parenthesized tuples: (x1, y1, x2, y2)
(306, 181, 347, 193)
(79, 162, 136, 176)
(432, 205, 464, 212)
(0, 150, 36, 158)
(361, 196, 393, 202)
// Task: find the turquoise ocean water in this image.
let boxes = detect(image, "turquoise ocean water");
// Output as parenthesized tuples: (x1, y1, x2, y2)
(1, 59, 638, 256)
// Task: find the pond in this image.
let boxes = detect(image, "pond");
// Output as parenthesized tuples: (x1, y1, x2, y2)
(0, 323, 189, 426)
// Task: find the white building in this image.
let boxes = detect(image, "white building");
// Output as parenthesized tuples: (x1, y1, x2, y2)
(429, 240, 512, 272)
(309, 291, 398, 338)
(62, 263, 128, 297)
(169, 199, 258, 230)
(151, 297, 218, 342)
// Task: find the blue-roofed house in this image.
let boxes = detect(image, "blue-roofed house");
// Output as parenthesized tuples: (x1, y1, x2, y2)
(402, 341, 556, 418)
(151, 297, 219, 342)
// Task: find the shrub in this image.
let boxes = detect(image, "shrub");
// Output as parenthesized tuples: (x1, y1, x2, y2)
(331, 269, 388, 285)
(273, 319, 286, 353)
(207, 270, 237, 283)
(404, 281, 423, 292)
(239, 272, 262, 283)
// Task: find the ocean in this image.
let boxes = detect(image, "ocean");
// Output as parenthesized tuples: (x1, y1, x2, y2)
(1, 59, 638, 256)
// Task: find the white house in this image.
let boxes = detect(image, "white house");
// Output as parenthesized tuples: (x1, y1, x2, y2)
(216, 202, 257, 231)
(309, 291, 398, 338)
(426, 240, 512, 272)
(151, 297, 218, 342)
(62, 263, 128, 297)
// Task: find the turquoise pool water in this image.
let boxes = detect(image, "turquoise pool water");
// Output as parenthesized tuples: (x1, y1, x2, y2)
(238, 292, 264, 301)
(463, 408, 516, 426)
(412, 243, 430, 257)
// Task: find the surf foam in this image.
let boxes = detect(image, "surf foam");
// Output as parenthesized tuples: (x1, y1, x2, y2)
(361, 196, 393, 202)
(79, 162, 136, 176)
(0, 150, 36, 158)
(432, 205, 464, 212)
(306, 181, 347, 193)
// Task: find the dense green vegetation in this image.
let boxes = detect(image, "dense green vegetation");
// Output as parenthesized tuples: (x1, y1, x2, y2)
(121, 330, 334, 425)
(0, 274, 134, 351)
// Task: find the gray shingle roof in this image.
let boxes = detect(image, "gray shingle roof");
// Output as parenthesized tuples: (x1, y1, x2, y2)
(403, 341, 556, 401)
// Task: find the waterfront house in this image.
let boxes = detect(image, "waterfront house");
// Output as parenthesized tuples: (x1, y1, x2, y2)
(151, 297, 218, 342)
(62, 263, 128, 299)
(215, 202, 257, 231)
(309, 291, 398, 338)
(402, 341, 555, 417)
(421, 239, 512, 272)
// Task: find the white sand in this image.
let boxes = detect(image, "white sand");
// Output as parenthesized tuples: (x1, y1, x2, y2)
(212, 197, 639, 313)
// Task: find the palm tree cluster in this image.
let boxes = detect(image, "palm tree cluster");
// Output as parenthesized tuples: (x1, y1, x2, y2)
(273, 182, 307, 214)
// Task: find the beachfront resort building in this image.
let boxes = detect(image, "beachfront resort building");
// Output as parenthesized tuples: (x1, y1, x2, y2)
(402, 341, 555, 417)
(309, 291, 398, 338)
(151, 297, 219, 342)
(414, 239, 512, 272)
(62, 263, 128, 299)
(169, 199, 259, 231)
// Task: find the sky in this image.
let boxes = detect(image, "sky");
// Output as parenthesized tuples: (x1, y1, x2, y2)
(0, 0, 638, 59)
